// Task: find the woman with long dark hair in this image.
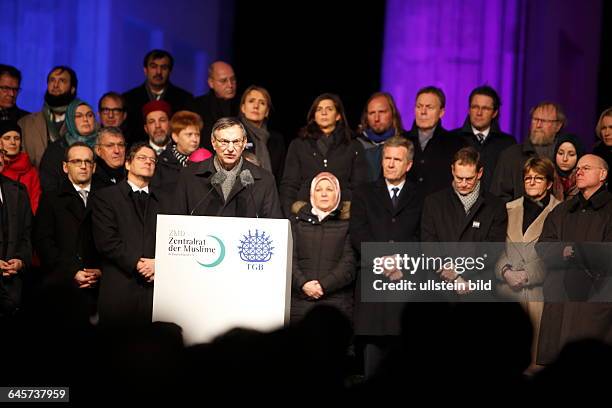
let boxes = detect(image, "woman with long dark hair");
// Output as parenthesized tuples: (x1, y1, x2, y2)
(280, 93, 367, 217)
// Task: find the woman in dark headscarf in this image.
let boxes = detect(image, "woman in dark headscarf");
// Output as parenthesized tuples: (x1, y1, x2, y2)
(290, 172, 356, 323)
(552, 133, 584, 201)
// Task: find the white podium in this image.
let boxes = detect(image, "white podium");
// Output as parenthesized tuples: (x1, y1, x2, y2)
(153, 215, 292, 345)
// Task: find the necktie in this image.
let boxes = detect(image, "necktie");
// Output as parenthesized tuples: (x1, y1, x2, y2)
(79, 189, 88, 206)
(476, 133, 485, 144)
(391, 187, 400, 208)
(135, 190, 148, 217)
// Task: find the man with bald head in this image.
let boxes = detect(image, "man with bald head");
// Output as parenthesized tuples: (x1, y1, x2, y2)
(537, 153, 612, 364)
(123, 49, 193, 145)
(491, 102, 565, 202)
(188, 61, 239, 151)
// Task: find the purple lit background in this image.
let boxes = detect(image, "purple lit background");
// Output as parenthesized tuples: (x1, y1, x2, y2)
(382, 0, 602, 144)
(0, 1, 605, 146)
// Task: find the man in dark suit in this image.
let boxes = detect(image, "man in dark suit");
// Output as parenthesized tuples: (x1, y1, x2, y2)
(0, 150, 32, 310)
(188, 61, 239, 151)
(123, 50, 193, 145)
(0, 64, 29, 122)
(174, 117, 281, 218)
(92, 127, 126, 189)
(34, 142, 101, 318)
(421, 147, 507, 293)
(406, 86, 465, 198)
(91, 142, 161, 328)
(452, 85, 515, 191)
(350, 136, 423, 378)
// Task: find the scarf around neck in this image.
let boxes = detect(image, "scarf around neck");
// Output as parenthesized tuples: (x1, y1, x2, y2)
(43, 102, 69, 143)
(364, 127, 395, 144)
(213, 156, 243, 200)
(239, 113, 273, 172)
(172, 144, 190, 167)
(454, 181, 481, 214)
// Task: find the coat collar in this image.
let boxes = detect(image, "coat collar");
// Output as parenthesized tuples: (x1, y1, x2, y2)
(375, 178, 417, 215)
(507, 195, 561, 242)
(192, 156, 265, 180)
(459, 115, 502, 134)
(521, 138, 537, 155)
(568, 187, 612, 212)
(118, 179, 158, 201)
(192, 158, 264, 207)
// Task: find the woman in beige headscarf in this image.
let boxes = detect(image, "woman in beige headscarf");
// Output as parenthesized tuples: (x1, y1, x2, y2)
(290, 172, 356, 323)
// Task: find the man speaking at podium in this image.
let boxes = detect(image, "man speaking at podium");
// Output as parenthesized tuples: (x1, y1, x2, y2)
(174, 117, 282, 218)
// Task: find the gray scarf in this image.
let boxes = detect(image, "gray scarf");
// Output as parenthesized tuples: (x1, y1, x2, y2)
(214, 156, 243, 201)
(454, 181, 481, 214)
(418, 127, 435, 151)
(239, 113, 273, 172)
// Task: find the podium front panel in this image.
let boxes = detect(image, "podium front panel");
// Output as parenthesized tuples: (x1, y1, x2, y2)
(153, 215, 292, 345)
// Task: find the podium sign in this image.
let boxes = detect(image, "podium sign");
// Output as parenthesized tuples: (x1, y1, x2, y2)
(153, 215, 292, 345)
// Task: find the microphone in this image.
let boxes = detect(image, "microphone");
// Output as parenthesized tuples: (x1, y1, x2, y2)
(190, 171, 226, 215)
(239, 169, 258, 218)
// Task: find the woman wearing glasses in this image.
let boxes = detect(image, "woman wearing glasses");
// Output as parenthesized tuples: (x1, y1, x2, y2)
(280, 93, 367, 217)
(39, 99, 98, 193)
(0, 120, 41, 213)
(495, 157, 560, 373)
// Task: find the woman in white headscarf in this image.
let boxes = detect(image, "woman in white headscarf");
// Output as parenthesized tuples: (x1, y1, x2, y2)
(290, 172, 356, 323)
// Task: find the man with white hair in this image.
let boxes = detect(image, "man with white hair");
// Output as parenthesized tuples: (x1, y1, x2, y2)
(538, 154, 612, 364)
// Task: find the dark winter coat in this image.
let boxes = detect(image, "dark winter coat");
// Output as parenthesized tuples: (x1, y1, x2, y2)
(290, 202, 355, 322)
(406, 122, 465, 198)
(537, 188, 612, 364)
(452, 117, 516, 192)
(91, 180, 162, 328)
(280, 129, 368, 218)
(173, 158, 282, 218)
(349, 179, 422, 336)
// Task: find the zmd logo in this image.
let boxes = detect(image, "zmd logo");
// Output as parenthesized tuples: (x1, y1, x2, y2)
(238, 230, 274, 262)
(195, 235, 226, 268)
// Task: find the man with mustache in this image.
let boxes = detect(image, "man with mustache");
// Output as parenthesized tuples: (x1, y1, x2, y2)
(18, 66, 78, 167)
(142, 100, 172, 156)
(123, 49, 193, 146)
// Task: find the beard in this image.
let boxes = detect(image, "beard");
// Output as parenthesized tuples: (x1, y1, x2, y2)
(44, 90, 76, 108)
(151, 132, 169, 147)
(529, 132, 556, 146)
